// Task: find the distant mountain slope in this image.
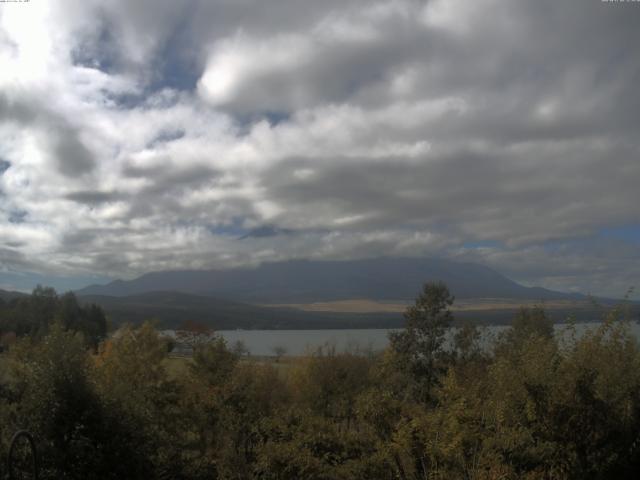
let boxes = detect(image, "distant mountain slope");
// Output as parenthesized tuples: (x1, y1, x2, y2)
(76, 257, 581, 303)
(78, 291, 402, 330)
(0, 289, 28, 302)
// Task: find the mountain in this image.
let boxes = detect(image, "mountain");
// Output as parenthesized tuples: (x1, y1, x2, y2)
(0, 289, 28, 302)
(76, 257, 581, 303)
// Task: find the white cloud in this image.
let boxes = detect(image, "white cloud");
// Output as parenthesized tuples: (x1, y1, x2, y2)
(199, 32, 311, 108)
(0, 0, 638, 297)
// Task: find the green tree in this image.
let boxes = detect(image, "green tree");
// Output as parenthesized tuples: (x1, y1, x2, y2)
(0, 287, 107, 346)
(291, 345, 372, 424)
(56, 292, 107, 348)
(10, 323, 130, 479)
(190, 336, 239, 386)
(94, 322, 185, 478)
(388, 281, 455, 403)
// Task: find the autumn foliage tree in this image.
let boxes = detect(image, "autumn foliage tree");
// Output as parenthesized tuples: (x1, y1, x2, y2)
(0, 284, 639, 478)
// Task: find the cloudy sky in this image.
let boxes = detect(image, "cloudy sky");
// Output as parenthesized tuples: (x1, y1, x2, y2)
(0, 0, 638, 297)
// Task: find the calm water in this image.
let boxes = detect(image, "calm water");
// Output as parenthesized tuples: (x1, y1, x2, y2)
(217, 322, 640, 356)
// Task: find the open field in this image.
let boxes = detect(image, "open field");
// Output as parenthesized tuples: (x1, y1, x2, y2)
(264, 298, 600, 314)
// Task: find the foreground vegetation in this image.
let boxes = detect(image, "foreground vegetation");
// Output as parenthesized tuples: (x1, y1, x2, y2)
(0, 284, 639, 479)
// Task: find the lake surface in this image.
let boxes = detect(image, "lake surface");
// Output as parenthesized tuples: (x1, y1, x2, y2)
(217, 322, 640, 356)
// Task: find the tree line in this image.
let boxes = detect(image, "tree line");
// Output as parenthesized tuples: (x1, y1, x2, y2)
(0, 283, 639, 479)
(0, 285, 107, 348)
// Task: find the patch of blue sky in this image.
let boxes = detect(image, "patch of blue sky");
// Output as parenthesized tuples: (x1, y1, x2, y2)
(207, 217, 249, 237)
(0, 159, 10, 174)
(541, 235, 601, 253)
(147, 14, 201, 93)
(147, 129, 186, 148)
(8, 209, 27, 224)
(262, 111, 291, 126)
(598, 225, 640, 244)
(103, 54, 200, 109)
(462, 240, 503, 249)
(149, 53, 200, 93)
(102, 91, 148, 110)
(71, 26, 118, 73)
(239, 225, 295, 240)
(74, 21, 201, 110)
(233, 111, 293, 136)
(538, 225, 640, 256)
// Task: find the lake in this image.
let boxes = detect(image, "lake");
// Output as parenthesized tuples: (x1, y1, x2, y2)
(216, 322, 640, 356)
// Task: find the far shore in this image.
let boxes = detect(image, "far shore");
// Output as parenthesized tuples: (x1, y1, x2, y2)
(262, 298, 600, 314)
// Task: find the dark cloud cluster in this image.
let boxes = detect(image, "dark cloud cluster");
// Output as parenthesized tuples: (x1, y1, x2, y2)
(0, 0, 638, 296)
(0, 93, 95, 176)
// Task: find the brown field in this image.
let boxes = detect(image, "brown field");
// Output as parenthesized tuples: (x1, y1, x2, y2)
(265, 298, 594, 314)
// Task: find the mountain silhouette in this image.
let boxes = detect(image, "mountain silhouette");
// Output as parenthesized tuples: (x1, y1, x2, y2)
(76, 257, 581, 303)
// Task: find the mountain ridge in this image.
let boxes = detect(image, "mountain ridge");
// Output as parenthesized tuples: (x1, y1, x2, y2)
(0, 289, 28, 302)
(76, 257, 584, 303)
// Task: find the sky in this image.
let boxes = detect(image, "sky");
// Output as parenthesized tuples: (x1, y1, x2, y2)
(0, 0, 638, 298)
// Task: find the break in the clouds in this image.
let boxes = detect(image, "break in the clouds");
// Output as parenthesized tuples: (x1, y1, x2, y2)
(0, 0, 638, 297)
